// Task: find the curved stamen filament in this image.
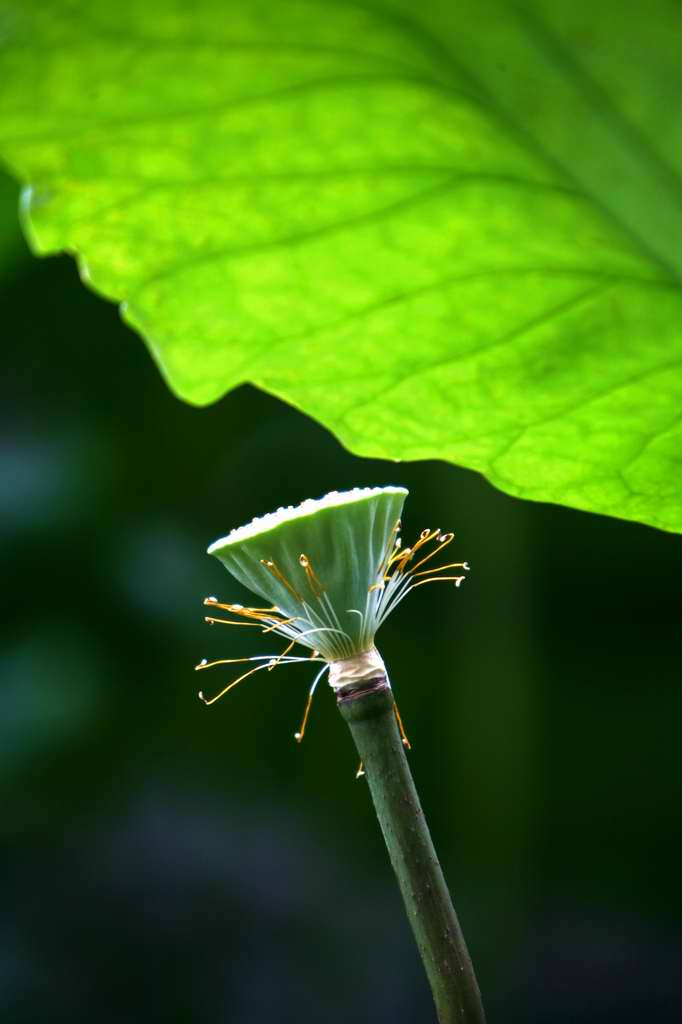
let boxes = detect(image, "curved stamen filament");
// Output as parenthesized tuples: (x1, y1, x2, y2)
(396, 528, 440, 571)
(198, 660, 270, 706)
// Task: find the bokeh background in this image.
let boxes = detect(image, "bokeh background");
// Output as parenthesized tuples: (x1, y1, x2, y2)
(2, 165, 681, 1023)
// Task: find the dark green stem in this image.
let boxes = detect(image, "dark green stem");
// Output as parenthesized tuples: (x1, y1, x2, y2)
(337, 678, 486, 1024)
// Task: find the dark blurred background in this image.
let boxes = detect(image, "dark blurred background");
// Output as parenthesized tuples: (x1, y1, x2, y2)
(1, 166, 681, 1023)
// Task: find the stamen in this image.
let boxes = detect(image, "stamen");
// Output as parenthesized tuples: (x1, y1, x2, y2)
(376, 518, 401, 575)
(197, 654, 325, 705)
(204, 616, 262, 627)
(293, 663, 328, 742)
(412, 530, 439, 557)
(355, 760, 365, 780)
(299, 553, 325, 598)
(408, 561, 469, 580)
(399, 528, 440, 568)
(387, 542, 411, 572)
(407, 532, 455, 575)
(268, 637, 296, 670)
(410, 575, 466, 589)
(393, 701, 412, 750)
(260, 558, 303, 602)
(198, 660, 273, 706)
(204, 597, 280, 614)
(195, 655, 269, 670)
(261, 616, 300, 634)
(294, 692, 314, 742)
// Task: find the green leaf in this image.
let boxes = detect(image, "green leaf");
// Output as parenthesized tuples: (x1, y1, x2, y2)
(1, 0, 681, 532)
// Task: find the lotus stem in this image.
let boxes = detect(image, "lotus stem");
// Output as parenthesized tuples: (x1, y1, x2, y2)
(337, 676, 486, 1024)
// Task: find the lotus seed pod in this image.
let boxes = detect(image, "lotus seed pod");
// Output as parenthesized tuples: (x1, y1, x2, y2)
(198, 486, 469, 706)
(208, 486, 408, 660)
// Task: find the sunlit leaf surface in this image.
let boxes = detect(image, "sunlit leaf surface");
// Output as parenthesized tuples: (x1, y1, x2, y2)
(1, 0, 681, 531)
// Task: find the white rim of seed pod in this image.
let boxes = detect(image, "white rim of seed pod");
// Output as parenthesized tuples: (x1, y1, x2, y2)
(207, 485, 407, 553)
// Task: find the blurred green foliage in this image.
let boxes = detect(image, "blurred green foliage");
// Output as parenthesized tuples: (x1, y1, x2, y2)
(2, 1, 682, 531)
(2, 169, 682, 1022)
(0, 173, 24, 272)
